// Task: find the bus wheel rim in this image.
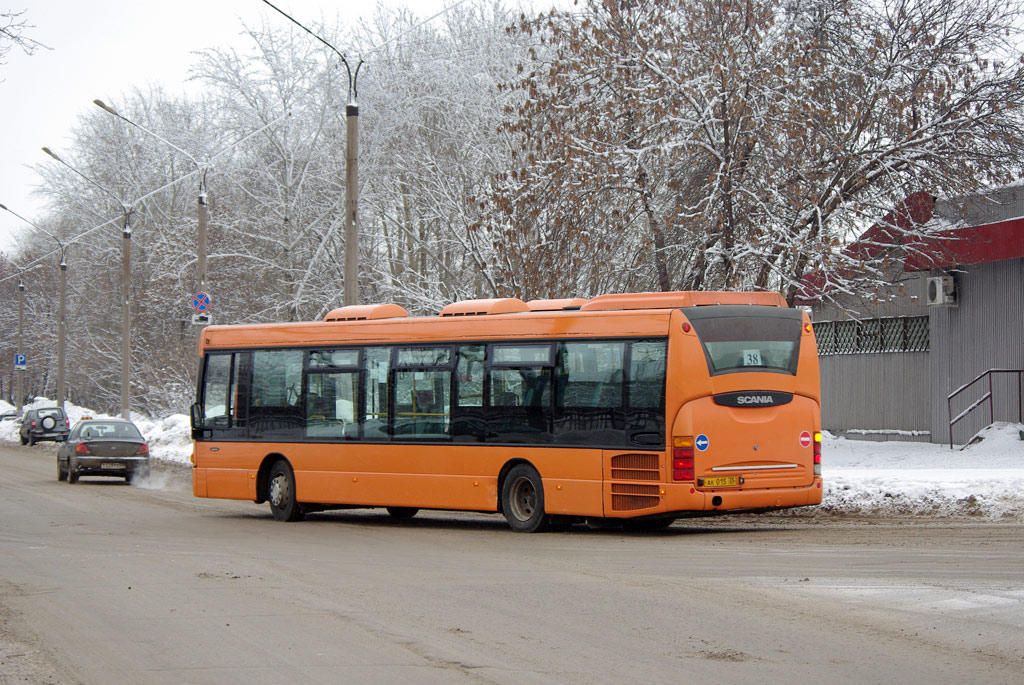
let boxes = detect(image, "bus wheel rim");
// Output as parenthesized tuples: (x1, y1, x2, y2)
(269, 474, 288, 508)
(510, 476, 536, 521)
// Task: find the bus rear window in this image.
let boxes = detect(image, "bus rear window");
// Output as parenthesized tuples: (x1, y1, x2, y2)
(685, 305, 803, 376)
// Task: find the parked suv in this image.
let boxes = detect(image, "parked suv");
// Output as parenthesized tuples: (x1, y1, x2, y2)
(19, 407, 70, 446)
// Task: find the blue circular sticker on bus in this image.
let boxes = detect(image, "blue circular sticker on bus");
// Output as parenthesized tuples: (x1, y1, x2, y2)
(695, 434, 710, 451)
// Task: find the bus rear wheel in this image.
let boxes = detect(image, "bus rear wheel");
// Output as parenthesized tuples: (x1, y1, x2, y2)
(268, 460, 304, 522)
(502, 464, 549, 533)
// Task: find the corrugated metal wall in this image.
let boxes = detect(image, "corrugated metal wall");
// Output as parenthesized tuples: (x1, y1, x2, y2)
(930, 258, 1024, 444)
(819, 352, 931, 438)
(816, 272, 932, 439)
(816, 261, 1024, 443)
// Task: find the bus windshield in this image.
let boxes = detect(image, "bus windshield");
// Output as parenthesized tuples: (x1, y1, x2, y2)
(685, 305, 803, 376)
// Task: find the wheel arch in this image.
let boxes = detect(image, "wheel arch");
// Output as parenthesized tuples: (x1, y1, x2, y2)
(255, 452, 289, 504)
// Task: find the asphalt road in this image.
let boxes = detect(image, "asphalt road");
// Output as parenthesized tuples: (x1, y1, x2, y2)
(1, 442, 1022, 684)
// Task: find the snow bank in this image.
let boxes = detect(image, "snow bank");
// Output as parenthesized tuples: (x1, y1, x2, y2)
(0, 397, 194, 465)
(818, 423, 1024, 519)
(2, 399, 1022, 519)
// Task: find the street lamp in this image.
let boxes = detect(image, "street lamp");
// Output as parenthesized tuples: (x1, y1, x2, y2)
(93, 99, 209, 301)
(0, 204, 68, 412)
(261, 0, 362, 305)
(42, 146, 133, 419)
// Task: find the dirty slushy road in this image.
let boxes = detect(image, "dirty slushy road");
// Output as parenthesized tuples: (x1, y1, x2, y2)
(1, 444, 1022, 684)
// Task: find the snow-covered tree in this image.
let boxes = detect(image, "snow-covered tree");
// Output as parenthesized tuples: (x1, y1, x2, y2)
(487, 0, 1024, 302)
(1, 9, 47, 67)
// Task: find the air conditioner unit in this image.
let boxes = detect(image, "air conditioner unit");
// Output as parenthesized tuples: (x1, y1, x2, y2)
(926, 275, 957, 306)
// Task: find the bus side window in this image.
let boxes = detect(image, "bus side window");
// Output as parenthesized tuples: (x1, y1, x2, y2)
(202, 354, 232, 426)
(392, 347, 452, 440)
(456, 346, 485, 407)
(452, 346, 486, 442)
(362, 347, 391, 440)
(553, 342, 626, 445)
(249, 349, 304, 440)
(627, 340, 667, 445)
(199, 352, 249, 438)
(488, 344, 554, 443)
(306, 370, 358, 440)
(393, 369, 452, 439)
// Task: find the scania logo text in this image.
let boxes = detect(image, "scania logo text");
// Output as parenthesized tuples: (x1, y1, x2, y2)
(713, 390, 793, 408)
(736, 395, 775, 405)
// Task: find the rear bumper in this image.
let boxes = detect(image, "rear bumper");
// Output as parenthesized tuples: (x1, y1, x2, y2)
(658, 477, 823, 515)
(71, 456, 149, 477)
(27, 431, 69, 442)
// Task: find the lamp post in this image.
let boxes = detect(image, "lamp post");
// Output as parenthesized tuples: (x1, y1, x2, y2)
(93, 99, 209, 300)
(42, 147, 133, 419)
(261, 0, 362, 305)
(0, 204, 68, 411)
(343, 61, 362, 306)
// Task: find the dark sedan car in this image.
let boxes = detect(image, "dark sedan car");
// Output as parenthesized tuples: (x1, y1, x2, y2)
(57, 419, 151, 483)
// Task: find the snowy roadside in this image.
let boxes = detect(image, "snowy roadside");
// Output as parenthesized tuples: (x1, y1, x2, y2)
(2, 398, 1021, 520)
(820, 423, 1024, 519)
(0, 397, 194, 464)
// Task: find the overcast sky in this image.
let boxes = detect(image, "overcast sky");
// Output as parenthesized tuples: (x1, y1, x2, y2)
(0, 0, 453, 254)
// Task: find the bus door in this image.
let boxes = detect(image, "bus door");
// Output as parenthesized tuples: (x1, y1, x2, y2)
(675, 306, 819, 493)
(194, 351, 251, 498)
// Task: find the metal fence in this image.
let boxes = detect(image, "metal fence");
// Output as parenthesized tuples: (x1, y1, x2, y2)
(814, 316, 929, 355)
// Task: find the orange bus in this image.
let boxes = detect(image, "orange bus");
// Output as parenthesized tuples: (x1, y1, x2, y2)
(190, 291, 822, 531)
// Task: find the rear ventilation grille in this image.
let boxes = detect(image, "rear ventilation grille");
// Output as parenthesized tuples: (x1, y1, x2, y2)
(610, 453, 661, 481)
(611, 483, 661, 511)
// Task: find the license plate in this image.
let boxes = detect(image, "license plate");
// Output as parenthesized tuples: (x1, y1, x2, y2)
(101, 463, 126, 470)
(703, 476, 738, 488)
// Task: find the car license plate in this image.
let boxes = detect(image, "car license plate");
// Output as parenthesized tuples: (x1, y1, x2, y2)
(703, 476, 738, 488)
(101, 463, 126, 470)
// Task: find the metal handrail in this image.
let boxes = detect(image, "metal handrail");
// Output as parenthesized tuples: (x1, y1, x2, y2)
(947, 369, 1024, 448)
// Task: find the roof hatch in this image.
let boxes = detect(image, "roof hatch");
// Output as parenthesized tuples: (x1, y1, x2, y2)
(526, 298, 587, 311)
(439, 298, 530, 317)
(323, 303, 410, 322)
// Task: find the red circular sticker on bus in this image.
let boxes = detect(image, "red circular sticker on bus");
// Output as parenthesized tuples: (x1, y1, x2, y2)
(799, 431, 812, 448)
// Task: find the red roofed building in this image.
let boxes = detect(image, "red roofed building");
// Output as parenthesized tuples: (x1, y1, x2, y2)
(803, 185, 1024, 445)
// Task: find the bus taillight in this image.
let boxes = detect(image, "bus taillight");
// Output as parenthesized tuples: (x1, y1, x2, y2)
(813, 431, 822, 475)
(672, 436, 695, 481)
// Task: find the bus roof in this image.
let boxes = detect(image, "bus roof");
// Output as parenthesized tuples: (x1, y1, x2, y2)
(200, 290, 789, 350)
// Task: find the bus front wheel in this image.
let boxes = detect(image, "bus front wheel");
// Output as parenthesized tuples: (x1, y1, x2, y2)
(502, 464, 549, 533)
(268, 460, 304, 522)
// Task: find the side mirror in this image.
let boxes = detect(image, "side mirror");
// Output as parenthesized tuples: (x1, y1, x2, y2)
(190, 403, 203, 440)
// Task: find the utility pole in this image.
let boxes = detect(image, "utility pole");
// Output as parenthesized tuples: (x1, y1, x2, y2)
(120, 212, 131, 418)
(198, 177, 207, 294)
(1, 203, 69, 411)
(57, 253, 66, 410)
(43, 146, 134, 419)
(16, 280, 24, 415)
